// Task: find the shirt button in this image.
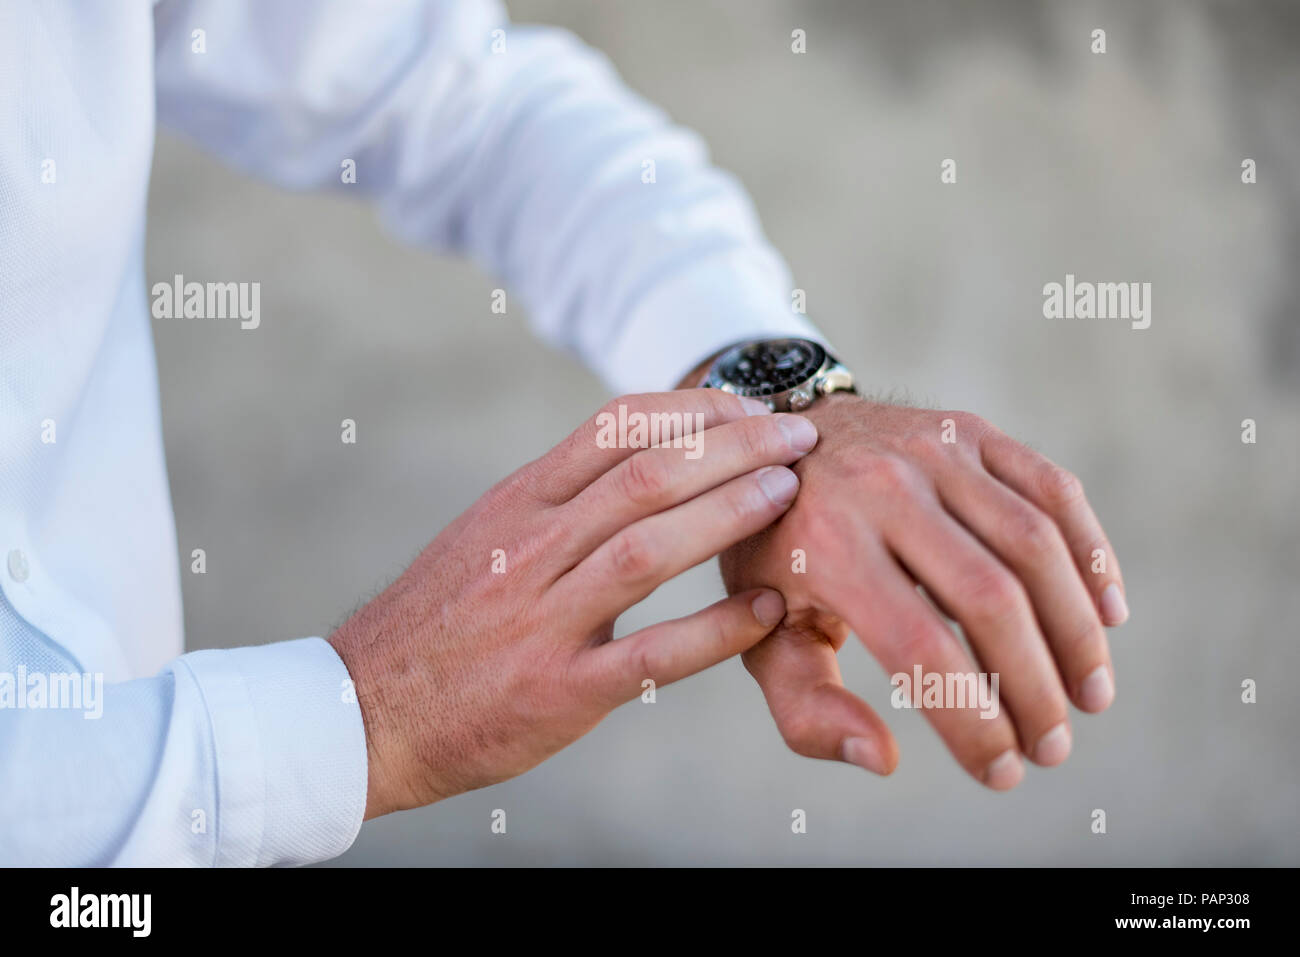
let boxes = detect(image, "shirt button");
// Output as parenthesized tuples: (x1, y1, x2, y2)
(7, 549, 30, 583)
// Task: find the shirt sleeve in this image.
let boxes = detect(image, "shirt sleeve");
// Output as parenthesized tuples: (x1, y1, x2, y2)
(151, 0, 828, 393)
(0, 637, 367, 866)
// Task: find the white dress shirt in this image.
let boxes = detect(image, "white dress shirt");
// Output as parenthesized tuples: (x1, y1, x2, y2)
(0, 0, 822, 865)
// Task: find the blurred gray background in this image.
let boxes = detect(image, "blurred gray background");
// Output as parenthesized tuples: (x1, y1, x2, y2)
(146, 0, 1300, 865)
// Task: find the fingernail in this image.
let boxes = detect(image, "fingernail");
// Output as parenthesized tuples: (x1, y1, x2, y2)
(1079, 664, 1115, 712)
(1100, 583, 1129, 626)
(776, 414, 818, 453)
(842, 736, 890, 776)
(751, 589, 786, 627)
(757, 466, 799, 505)
(983, 749, 1024, 790)
(739, 396, 771, 416)
(1031, 722, 1072, 766)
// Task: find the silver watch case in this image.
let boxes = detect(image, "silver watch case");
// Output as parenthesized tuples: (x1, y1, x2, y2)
(702, 338, 856, 412)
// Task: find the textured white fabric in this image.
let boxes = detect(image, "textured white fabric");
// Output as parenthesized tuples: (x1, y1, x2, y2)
(0, 0, 822, 865)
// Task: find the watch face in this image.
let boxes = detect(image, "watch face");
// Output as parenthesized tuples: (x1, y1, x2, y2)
(716, 339, 826, 397)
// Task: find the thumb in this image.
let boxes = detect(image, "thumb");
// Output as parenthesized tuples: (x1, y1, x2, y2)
(743, 624, 899, 776)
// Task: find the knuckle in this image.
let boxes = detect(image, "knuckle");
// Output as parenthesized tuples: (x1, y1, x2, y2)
(1061, 615, 1105, 661)
(529, 511, 571, 560)
(702, 607, 737, 657)
(722, 478, 766, 526)
(620, 451, 673, 505)
(607, 526, 661, 582)
(954, 411, 993, 442)
(850, 451, 914, 493)
(630, 636, 665, 683)
(714, 389, 750, 418)
(899, 428, 939, 460)
(778, 713, 822, 756)
(733, 418, 772, 463)
(597, 394, 633, 422)
(1039, 464, 1084, 508)
(1005, 504, 1060, 559)
(958, 565, 1025, 624)
(577, 397, 630, 451)
(913, 411, 986, 457)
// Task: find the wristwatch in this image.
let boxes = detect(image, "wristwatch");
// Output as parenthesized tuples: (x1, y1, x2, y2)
(699, 337, 856, 412)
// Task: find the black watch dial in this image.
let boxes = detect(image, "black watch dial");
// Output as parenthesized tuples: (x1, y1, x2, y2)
(715, 339, 825, 397)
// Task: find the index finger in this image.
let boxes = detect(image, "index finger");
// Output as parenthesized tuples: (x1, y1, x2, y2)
(521, 389, 771, 504)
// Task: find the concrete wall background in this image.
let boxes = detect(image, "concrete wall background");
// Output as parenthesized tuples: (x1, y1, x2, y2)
(145, 0, 1300, 865)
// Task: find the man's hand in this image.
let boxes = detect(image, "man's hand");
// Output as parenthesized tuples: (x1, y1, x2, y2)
(329, 390, 820, 818)
(717, 392, 1127, 790)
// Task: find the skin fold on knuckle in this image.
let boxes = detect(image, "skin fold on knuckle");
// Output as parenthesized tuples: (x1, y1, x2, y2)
(777, 711, 824, 757)
(958, 566, 1027, 627)
(607, 526, 662, 583)
(620, 450, 673, 507)
(1038, 463, 1085, 510)
(708, 601, 751, 657)
(852, 451, 916, 497)
(732, 416, 775, 463)
(1004, 503, 1062, 561)
(1060, 612, 1108, 665)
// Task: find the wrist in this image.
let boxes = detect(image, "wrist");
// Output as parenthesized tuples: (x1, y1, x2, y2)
(796, 390, 864, 440)
(805, 389, 863, 413)
(675, 351, 719, 390)
(328, 607, 419, 821)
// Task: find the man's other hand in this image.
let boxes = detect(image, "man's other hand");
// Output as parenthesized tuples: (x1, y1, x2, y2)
(330, 390, 820, 818)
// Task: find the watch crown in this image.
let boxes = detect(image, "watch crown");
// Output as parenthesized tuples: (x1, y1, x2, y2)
(788, 389, 813, 411)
